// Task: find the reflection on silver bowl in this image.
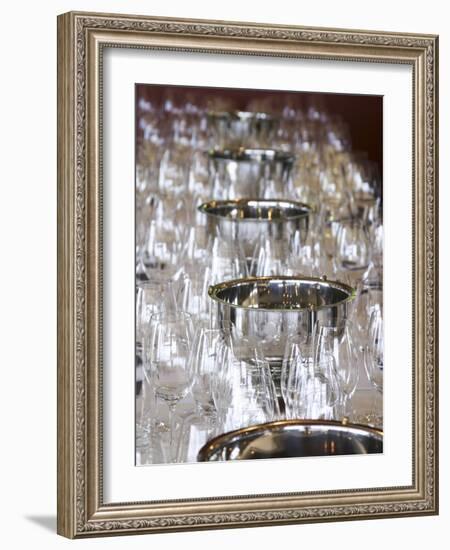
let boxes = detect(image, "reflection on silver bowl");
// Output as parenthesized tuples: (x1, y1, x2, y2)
(208, 276, 355, 369)
(207, 148, 294, 200)
(208, 147, 294, 165)
(198, 199, 312, 262)
(197, 419, 383, 461)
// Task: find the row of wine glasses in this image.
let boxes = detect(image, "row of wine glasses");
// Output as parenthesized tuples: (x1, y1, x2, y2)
(137, 90, 354, 151)
(136, 190, 381, 298)
(137, 214, 380, 306)
(136, 220, 382, 348)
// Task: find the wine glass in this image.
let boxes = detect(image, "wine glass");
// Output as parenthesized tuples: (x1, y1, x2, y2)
(281, 337, 307, 419)
(335, 218, 370, 284)
(210, 343, 234, 425)
(135, 348, 155, 453)
(175, 413, 217, 463)
(288, 226, 336, 279)
(180, 225, 211, 266)
(145, 312, 193, 461)
(188, 325, 228, 419)
(158, 142, 191, 197)
(313, 320, 359, 419)
(209, 234, 248, 284)
(212, 339, 279, 432)
(250, 235, 291, 277)
(177, 267, 212, 324)
(136, 278, 178, 347)
(142, 219, 182, 279)
(307, 323, 341, 420)
(364, 305, 383, 393)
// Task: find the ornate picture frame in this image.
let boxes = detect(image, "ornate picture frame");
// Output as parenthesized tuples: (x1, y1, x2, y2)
(57, 11, 438, 538)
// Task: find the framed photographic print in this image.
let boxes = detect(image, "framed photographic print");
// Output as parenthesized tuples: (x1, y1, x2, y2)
(57, 11, 439, 538)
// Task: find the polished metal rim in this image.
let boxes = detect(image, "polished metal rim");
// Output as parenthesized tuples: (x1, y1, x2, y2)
(197, 419, 384, 462)
(207, 110, 277, 122)
(198, 198, 313, 222)
(234, 110, 276, 121)
(208, 275, 357, 312)
(207, 148, 294, 163)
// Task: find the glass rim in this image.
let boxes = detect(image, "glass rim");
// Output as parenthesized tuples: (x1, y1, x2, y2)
(148, 311, 193, 323)
(136, 276, 176, 288)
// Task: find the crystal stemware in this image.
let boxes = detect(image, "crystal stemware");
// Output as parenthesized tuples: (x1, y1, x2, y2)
(145, 312, 193, 461)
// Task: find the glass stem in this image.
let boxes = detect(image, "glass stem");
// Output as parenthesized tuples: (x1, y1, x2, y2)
(335, 395, 349, 420)
(341, 395, 349, 418)
(167, 402, 177, 462)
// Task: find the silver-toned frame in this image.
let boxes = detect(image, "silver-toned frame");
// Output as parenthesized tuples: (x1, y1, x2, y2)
(57, 11, 438, 538)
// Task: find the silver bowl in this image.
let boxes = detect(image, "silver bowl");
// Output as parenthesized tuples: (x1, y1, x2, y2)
(197, 419, 383, 461)
(198, 199, 312, 263)
(208, 148, 294, 200)
(208, 275, 355, 369)
(207, 110, 279, 149)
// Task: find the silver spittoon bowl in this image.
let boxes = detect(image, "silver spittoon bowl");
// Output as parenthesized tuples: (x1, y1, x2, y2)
(198, 198, 312, 264)
(197, 419, 383, 461)
(208, 275, 356, 406)
(208, 275, 356, 366)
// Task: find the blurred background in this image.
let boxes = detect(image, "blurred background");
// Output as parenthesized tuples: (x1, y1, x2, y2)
(136, 84, 382, 173)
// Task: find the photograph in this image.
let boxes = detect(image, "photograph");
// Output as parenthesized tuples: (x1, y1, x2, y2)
(135, 84, 384, 465)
